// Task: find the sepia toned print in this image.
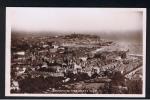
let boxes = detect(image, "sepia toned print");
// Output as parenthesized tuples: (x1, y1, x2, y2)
(5, 8, 146, 97)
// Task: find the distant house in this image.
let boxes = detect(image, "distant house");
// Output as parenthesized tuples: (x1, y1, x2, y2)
(41, 63, 48, 68)
(74, 63, 82, 70)
(79, 56, 88, 62)
(11, 80, 20, 91)
(38, 50, 49, 54)
(53, 45, 59, 49)
(17, 67, 27, 76)
(49, 48, 57, 53)
(102, 62, 118, 71)
(58, 47, 65, 53)
(43, 44, 49, 48)
(92, 67, 100, 73)
(13, 51, 25, 57)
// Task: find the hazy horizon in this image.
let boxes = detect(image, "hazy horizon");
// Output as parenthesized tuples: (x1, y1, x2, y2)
(9, 8, 143, 34)
(9, 8, 144, 42)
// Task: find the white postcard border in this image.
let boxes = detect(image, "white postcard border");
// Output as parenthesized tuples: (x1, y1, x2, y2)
(5, 7, 146, 97)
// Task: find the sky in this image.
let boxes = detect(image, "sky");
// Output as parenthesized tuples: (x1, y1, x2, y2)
(8, 8, 144, 33)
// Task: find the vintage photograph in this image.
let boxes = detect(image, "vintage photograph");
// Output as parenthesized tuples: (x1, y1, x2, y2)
(5, 8, 146, 97)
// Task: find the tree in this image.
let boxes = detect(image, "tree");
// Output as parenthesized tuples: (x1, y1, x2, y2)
(126, 79, 142, 94)
(110, 71, 125, 86)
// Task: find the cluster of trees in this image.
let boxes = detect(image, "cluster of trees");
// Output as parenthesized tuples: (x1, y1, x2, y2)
(18, 75, 63, 93)
(99, 71, 142, 94)
(11, 69, 142, 94)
